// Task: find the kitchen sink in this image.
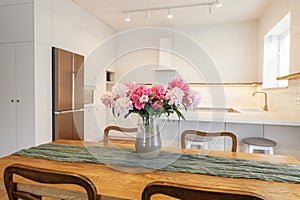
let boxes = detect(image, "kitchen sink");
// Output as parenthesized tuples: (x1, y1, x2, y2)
(192, 107, 240, 113)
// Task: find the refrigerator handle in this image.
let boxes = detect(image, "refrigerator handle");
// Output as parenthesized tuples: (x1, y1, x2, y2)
(54, 108, 85, 115)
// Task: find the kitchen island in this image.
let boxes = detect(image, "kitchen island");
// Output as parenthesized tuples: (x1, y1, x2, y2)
(160, 107, 300, 159)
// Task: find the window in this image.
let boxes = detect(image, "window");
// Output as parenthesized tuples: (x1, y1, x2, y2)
(263, 12, 290, 88)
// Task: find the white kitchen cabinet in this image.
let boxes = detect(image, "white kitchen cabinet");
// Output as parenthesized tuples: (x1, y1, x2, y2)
(0, 43, 35, 157)
(264, 125, 300, 159)
(84, 107, 102, 142)
(160, 120, 227, 150)
(0, 44, 17, 157)
(225, 123, 263, 152)
(160, 119, 180, 148)
(0, 3, 33, 43)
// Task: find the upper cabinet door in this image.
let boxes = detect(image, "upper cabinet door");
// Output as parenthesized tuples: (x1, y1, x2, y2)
(0, 3, 34, 43)
(74, 53, 84, 109)
(53, 48, 73, 111)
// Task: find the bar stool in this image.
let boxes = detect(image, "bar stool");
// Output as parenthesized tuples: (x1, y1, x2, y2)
(242, 137, 277, 155)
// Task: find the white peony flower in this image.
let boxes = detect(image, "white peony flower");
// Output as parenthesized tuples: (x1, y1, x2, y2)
(112, 83, 129, 98)
(166, 87, 184, 105)
(113, 96, 133, 116)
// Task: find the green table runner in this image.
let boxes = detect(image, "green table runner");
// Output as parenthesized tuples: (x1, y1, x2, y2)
(14, 143, 300, 184)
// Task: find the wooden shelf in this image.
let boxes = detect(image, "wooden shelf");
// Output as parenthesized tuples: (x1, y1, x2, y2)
(277, 72, 300, 80)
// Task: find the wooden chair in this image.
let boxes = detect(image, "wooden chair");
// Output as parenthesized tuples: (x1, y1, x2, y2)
(4, 164, 98, 200)
(103, 125, 137, 143)
(142, 181, 266, 200)
(181, 130, 237, 152)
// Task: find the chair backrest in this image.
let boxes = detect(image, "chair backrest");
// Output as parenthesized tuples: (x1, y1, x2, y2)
(4, 164, 98, 200)
(103, 126, 137, 143)
(181, 130, 237, 152)
(142, 181, 266, 200)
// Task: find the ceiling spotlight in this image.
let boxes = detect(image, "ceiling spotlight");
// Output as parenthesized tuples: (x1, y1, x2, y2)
(167, 9, 173, 19)
(216, 0, 222, 8)
(122, 1, 223, 21)
(125, 12, 131, 22)
(146, 10, 150, 19)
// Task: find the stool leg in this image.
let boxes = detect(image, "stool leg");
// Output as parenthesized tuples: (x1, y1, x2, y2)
(186, 141, 192, 149)
(248, 145, 254, 153)
(269, 147, 274, 155)
(203, 142, 209, 150)
(243, 144, 249, 153)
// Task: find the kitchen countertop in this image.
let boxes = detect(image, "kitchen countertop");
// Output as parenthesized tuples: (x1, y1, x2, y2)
(167, 107, 300, 126)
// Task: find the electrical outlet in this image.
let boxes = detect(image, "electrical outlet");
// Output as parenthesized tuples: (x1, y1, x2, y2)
(295, 97, 300, 105)
(166, 119, 176, 124)
(231, 95, 241, 100)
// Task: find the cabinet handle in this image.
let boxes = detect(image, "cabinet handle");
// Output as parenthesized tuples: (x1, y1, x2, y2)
(16, 100, 20, 102)
(11, 100, 14, 102)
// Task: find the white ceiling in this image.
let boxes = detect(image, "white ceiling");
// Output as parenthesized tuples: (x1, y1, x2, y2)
(72, 0, 272, 31)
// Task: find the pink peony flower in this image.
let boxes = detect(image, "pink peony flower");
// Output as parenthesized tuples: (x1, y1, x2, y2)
(125, 81, 138, 96)
(101, 91, 114, 108)
(101, 78, 200, 121)
(150, 85, 165, 100)
(183, 89, 201, 109)
(149, 85, 165, 109)
(139, 94, 149, 103)
(151, 101, 163, 109)
(130, 85, 151, 110)
(167, 78, 189, 95)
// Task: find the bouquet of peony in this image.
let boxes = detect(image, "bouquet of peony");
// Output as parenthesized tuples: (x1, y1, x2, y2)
(101, 78, 200, 124)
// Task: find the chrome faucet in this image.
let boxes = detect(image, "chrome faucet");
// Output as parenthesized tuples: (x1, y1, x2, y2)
(253, 91, 268, 111)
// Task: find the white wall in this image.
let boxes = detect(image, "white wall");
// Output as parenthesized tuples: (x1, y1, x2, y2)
(114, 21, 259, 84)
(258, 0, 300, 79)
(174, 22, 259, 83)
(34, 0, 115, 144)
(257, 0, 300, 112)
(108, 22, 260, 114)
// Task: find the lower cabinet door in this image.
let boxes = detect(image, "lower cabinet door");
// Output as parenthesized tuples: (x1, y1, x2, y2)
(54, 113, 73, 140)
(54, 111, 84, 141)
(72, 111, 84, 140)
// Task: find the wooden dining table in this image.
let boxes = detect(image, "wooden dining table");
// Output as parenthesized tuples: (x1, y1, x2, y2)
(0, 139, 300, 200)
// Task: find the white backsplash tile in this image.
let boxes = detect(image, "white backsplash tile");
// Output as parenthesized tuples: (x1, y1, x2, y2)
(191, 79, 300, 112)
